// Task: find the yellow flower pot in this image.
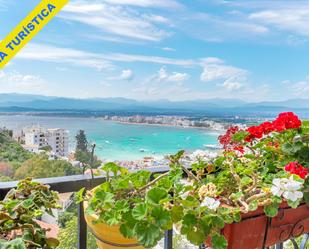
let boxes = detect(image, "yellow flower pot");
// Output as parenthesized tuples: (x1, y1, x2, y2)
(84, 202, 145, 249)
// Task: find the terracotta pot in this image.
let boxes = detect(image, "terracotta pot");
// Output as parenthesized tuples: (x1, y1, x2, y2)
(84, 202, 144, 249)
(221, 203, 309, 249)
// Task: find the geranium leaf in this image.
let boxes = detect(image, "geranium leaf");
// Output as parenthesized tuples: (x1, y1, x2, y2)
(264, 204, 279, 217)
(211, 234, 228, 249)
(133, 222, 161, 248)
(146, 187, 168, 205)
(132, 203, 147, 221)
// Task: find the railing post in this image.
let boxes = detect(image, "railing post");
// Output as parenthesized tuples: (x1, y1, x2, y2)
(78, 202, 87, 249)
(300, 234, 309, 249)
(164, 229, 173, 249)
(275, 243, 283, 249)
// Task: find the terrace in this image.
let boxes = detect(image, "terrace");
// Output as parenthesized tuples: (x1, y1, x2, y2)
(0, 170, 308, 249)
(0, 169, 175, 249)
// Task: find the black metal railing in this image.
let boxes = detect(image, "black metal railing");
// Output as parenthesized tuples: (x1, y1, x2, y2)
(0, 168, 174, 249)
(0, 170, 308, 249)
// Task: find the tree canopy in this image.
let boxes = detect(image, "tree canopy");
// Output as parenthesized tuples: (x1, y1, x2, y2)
(14, 155, 81, 180)
(75, 130, 88, 152)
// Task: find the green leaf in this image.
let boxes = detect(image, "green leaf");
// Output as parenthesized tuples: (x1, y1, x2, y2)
(304, 192, 309, 206)
(120, 223, 134, 238)
(94, 190, 114, 206)
(133, 222, 161, 248)
(301, 121, 309, 135)
(180, 195, 199, 207)
(0, 238, 27, 249)
(171, 205, 183, 223)
(233, 212, 241, 222)
(101, 162, 124, 176)
(241, 176, 252, 187)
(146, 187, 168, 205)
(21, 199, 34, 209)
(119, 212, 136, 238)
(187, 229, 205, 245)
(75, 188, 85, 204)
(232, 131, 249, 142)
(130, 171, 152, 188)
(45, 237, 60, 247)
(287, 199, 300, 209)
(181, 213, 197, 234)
(115, 200, 130, 213)
(202, 215, 225, 230)
(248, 200, 259, 211)
(132, 203, 147, 221)
(151, 207, 172, 229)
(211, 234, 228, 249)
(264, 204, 279, 217)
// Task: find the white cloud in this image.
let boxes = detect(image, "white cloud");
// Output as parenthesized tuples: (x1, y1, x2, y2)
(249, 9, 309, 36)
(222, 80, 243, 90)
(0, 71, 46, 94)
(17, 43, 198, 68)
(156, 67, 189, 82)
(120, 69, 134, 80)
(108, 69, 134, 81)
(131, 67, 190, 100)
(17, 44, 113, 71)
(292, 81, 309, 95)
(108, 53, 195, 66)
(180, 12, 269, 43)
(60, 1, 171, 42)
(200, 60, 247, 90)
(103, 0, 183, 9)
(161, 47, 176, 52)
(284, 77, 309, 96)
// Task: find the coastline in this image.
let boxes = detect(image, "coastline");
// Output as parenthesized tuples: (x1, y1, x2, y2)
(106, 120, 225, 133)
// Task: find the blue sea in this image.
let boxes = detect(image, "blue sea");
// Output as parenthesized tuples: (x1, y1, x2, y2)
(0, 115, 220, 160)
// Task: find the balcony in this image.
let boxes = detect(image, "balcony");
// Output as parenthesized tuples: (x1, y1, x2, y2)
(0, 169, 308, 249)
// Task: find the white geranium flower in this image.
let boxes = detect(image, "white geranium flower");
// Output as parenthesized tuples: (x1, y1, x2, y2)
(271, 176, 303, 202)
(270, 178, 285, 197)
(201, 197, 220, 210)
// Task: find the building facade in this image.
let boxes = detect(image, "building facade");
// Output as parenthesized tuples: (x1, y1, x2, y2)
(20, 126, 69, 157)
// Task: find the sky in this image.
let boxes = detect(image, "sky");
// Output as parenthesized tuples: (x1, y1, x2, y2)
(1, 0, 309, 102)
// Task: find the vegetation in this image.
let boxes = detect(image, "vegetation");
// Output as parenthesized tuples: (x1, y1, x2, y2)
(79, 112, 309, 249)
(57, 218, 97, 249)
(0, 179, 59, 248)
(14, 155, 81, 180)
(0, 129, 81, 180)
(75, 130, 101, 168)
(0, 129, 32, 165)
(75, 130, 88, 152)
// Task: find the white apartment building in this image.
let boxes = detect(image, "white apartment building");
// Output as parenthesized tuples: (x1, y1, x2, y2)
(21, 126, 69, 157)
(46, 128, 69, 157)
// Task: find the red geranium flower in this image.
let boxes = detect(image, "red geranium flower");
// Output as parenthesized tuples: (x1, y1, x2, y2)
(260, 121, 274, 134)
(273, 112, 301, 131)
(247, 125, 264, 139)
(285, 162, 308, 179)
(219, 126, 244, 153)
(244, 112, 301, 142)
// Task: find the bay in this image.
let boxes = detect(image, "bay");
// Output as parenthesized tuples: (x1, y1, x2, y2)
(0, 115, 219, 160)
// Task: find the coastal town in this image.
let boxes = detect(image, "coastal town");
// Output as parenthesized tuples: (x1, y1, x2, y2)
(103, 115, 231, 130)
(7, 116, 232, 171)
(11, 126, 221, 169)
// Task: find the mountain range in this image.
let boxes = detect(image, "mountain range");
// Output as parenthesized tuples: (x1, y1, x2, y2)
(0, 93, 308, 114)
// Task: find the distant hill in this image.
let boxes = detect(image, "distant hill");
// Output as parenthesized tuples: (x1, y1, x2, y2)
(0, 93, 308, 113)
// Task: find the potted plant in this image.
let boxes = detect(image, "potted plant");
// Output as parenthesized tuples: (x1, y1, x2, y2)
(78, 162, 184, 249)
(80, 112, 309, 249)
(0, 178, 60, 249)
(172, 112, 309, 249)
